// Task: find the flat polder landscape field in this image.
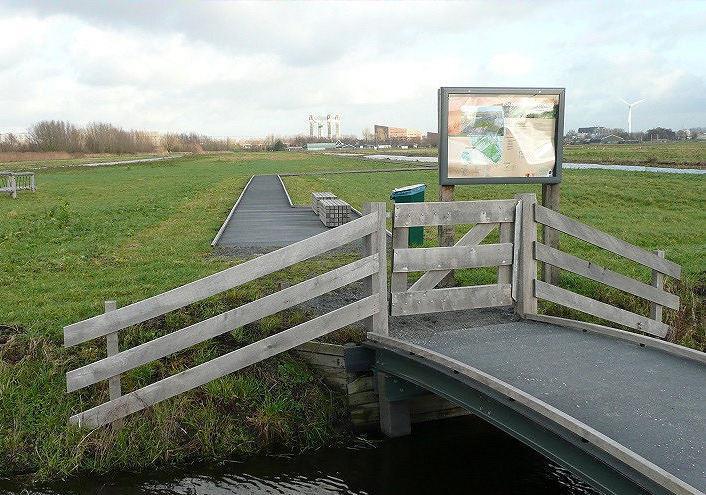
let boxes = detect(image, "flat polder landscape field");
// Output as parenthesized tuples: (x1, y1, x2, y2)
(337, 140, 706, 168)
(1, 152, 704, 481)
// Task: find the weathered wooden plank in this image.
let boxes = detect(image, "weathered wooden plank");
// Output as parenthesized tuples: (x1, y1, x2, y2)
(498, 223, 512, 284)
(70, 295, 380, 428)
(295, 341, 344, 356)
(516, 194, 538, 316)
(368, 203, 388, 335)
(525, 314, 706, 365)
(534, 280, 669, 338)
(390, 284, 512, 316)
(393, 200, 516, 227)
(64, 212, 378, 347)
(650, 250, 665, 322)
(294, 351, 345, 368)
(347, 374, 374, 394)
(104, 301, 121, 402)
(393, 243, 512, 273)
(534, 205, 681, 279)
(511, 201, 521, 301)
(390, 227, 409, 293)
(409, 223, 495, 291)
(67, 256, 378, 392)
(348, 390, 378, 407)
(541, 183, 561, 285)
(534, 242, 679, 310)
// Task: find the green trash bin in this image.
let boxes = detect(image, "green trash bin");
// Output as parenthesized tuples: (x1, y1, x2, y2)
(391, 184, 426, 246)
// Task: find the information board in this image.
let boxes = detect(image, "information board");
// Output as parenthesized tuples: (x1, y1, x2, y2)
(439, 87, 565, 185)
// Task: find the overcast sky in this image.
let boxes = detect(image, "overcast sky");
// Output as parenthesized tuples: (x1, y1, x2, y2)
(1, 1, 705, 137)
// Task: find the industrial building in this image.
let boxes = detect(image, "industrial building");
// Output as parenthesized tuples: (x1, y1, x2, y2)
(309, 114, 341, 140)
(374, 125, 424, 144)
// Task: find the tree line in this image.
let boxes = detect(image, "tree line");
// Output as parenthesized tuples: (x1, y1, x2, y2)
(0, 120, 235, 154)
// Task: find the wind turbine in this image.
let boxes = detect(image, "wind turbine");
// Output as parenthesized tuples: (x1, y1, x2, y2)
(620, 98, 645, 135)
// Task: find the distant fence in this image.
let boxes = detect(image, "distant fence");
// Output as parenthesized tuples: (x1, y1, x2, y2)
(1, 172, 35, 199)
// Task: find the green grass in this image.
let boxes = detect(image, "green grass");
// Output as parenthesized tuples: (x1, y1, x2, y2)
(331, 140, 706, 168)
(564, 141, 706, 167)
(0, 151, 704, 481)
(0, 153, 175, 172)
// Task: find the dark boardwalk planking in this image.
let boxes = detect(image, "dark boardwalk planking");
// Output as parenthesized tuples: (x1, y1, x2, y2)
(394, 320, 705, 492)
(215, 175, 359, 248)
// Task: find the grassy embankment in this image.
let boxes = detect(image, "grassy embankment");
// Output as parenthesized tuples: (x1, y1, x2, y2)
(0, 151, 703, 482)
(333, 140, 706, 168)
(0, 152, 427, 483)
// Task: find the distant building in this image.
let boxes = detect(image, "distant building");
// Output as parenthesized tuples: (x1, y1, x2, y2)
(374, 125, 423, 144)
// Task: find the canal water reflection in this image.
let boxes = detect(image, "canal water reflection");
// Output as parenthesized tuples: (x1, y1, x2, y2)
(1, 416, 597, 494)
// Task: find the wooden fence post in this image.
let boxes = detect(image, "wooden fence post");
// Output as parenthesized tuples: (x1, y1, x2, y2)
(363, 203, 389, 335)
(391, 207, 409, 294)
(437, 184, 455, 286)
(541, 183, 560, 285)
(9, 174, 17, 199)
(498, 222, 512, 285)
(104, 301, 122, 403)
(515, 193, 538, 316)
(650, 250, 665, 323)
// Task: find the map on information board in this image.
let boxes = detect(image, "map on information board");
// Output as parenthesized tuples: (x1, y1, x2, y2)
(447, 94, 559, 179)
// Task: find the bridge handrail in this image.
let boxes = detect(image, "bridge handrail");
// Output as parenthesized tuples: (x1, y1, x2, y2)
(65, 203, 388, 428)
(534, 204, 681, 278)
(64, 209, 378, 346)
(531, 202, 682, 339)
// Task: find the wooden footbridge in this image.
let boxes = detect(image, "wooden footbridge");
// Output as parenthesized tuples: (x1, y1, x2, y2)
(64, 194, 705, 495)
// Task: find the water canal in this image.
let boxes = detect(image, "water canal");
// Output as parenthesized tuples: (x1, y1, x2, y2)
(1, 416, 597, 494)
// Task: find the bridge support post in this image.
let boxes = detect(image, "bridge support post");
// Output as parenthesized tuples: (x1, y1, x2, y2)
(376, 371, 411, 437)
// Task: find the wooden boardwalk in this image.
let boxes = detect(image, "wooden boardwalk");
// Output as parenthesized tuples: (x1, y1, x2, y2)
(212, 175, 359, 249)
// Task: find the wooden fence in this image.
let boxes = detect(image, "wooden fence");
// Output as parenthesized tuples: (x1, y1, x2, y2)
(64, 202, 388, 429)
(1, 172, 35, 199)
(530, 198, 681, 338)
(389, 197, 521, 316)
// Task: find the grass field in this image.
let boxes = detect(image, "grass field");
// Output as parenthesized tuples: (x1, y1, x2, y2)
(0, 152, 176, 172)
(333, 140, 706, 168)
(1, 152, 704, 481)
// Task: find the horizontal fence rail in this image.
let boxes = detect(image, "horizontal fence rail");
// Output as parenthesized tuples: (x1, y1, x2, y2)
(534, 205, 681, 279)
(72, 295, 380, 428)
(65, 204, 388, 428)
(393, 243, 513, 273)
(391, 284, 513, 316)
(409, 223, 497, 291)
(534, 242, 679, 310)
(531, 202, 681, 339)
(67, 255, 379, 392)
(64, 212, 378, 346)
(392, 199, 517, 227)
(535, 280, 670, 338)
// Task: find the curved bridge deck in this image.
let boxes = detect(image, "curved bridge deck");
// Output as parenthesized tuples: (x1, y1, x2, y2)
(369, 318, 705, 494)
